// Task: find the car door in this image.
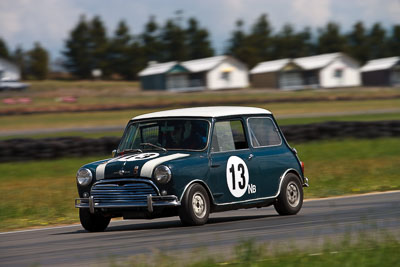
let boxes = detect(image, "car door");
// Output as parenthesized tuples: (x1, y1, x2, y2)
(208, 118, 258, 204)
(246, 116, 294, 197)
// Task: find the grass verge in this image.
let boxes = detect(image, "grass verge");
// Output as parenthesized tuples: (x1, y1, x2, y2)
(112, 235, 400, 267)
(0, 99, 399, 133)
(0, 138, 399, 231)
(0, 111, 399, 140)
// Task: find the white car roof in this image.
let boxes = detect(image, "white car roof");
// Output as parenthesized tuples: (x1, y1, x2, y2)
(133, 106, 272, 120)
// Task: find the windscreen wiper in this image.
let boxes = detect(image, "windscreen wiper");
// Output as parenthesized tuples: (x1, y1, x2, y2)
(122, 148, 143, 154)
(140, 143, 167, 152)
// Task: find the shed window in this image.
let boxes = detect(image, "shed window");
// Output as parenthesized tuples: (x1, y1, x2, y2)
(211, 120, 248, 152)
(334, 68, 343, 78)
(221, 71, 231, 81)
(248, 117, 281, 147)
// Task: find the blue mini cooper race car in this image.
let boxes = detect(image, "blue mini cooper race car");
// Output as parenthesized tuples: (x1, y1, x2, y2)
(75, 106, 309, 232)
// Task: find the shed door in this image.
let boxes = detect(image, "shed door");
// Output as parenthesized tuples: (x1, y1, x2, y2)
(279, 72, 304, 90)
(390, 69, 400, 86)
(166, 74, 189, 90)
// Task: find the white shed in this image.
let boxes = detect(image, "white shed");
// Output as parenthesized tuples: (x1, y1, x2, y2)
(250, 53, 361, 89)
(294, 53, 361, 88)
(139, 55, 249, 91)
(360, 57, 400, 86)
(0, 58, 21, 81)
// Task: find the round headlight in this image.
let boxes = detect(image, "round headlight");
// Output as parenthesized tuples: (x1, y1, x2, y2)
(153, 165, 172, 184)
(76, 168, 93, 186)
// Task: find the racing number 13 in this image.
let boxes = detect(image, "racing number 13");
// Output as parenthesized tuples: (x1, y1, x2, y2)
(229, 163, 246, 190)
(226, 156, 249, 198)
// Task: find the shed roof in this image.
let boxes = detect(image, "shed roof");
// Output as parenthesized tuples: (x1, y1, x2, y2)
(138, 61, 177, 76)
(360, 57, 400, 72)
(138, 55, 232, 77)
(0, 58, 18, 71)
(250, 53, 350, 74)
(132, 106, 271, 120)
(182, 55, 227, 73)
(250, 59, 290, 74)
(293, 52, 342, 70)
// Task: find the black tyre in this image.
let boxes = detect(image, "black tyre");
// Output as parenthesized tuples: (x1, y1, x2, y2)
(274, 173, 303, 215)
(79, 208, 111, 232)
(179, 183, 210, 226)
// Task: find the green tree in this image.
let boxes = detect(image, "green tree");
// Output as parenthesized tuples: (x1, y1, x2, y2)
(272, 24, 314, 59)
(160, 18, 187, 61)
(89, 16, 109, 77)
(109, 20, 132, 79)
(227, 14, 273, 68)
(185, 17, 214, 60)
(226, 19, 247, 57)
(0, 38, 10, 59)
(248, 14, 272, 61)
(12, 46, 27, 79)
(226, 19, 258, 68)
(367, 23, 388, 59)
(129, 40, 146, 80)
(346, 21, 369, 64)
(63, 15, 92, 78)
(317, 22, 346, 54)
(388, 24, 400, 57)
(297, 27, 315, 57)
(141, 16, 163, 62)
(27, 42, 49, 80)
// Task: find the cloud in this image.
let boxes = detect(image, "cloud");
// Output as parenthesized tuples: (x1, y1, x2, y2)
(289, 0, 332, 27)
(0, 0, 83, 52)
(0, 0, 399, 58)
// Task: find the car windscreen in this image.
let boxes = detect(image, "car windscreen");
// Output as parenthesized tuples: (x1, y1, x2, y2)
(118, 119, 210, 152)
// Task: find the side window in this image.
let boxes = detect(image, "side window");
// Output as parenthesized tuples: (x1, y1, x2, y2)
(211, 120, 248, 152)
(248, 117, 281, 147)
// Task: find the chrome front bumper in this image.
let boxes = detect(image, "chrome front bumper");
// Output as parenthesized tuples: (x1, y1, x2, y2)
(303, 177, 309, 187)
(75, 178, 180, 214)
(75, 195, 180, 214)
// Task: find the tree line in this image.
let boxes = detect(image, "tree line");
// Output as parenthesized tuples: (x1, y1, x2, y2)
(0, 40, 48, 80)
(0, 13, 399, 80)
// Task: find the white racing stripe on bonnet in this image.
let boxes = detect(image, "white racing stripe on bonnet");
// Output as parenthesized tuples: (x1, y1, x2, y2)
(140, 153, 190, 178)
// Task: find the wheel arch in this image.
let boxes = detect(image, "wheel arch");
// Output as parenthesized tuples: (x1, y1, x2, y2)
(180, 179, 215, 207)
(281, 168, 303, 184)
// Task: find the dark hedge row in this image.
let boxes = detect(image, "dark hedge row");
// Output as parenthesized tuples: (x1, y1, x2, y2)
(0, 120, 399, 162)
(281, 120, 400, 142)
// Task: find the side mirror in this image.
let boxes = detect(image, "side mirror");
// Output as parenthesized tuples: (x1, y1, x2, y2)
(112, 149, 117, 157)
(291, 147, 298, 154)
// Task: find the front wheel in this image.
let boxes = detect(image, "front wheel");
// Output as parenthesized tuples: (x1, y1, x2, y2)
(274, 173, 303, 215)
(179, 184, 210, 226)
(79, 208, 111, 232)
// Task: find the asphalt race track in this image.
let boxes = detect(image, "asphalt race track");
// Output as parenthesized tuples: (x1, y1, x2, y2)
(1, 191, 399, 267)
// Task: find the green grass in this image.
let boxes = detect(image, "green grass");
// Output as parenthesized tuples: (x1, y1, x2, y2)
(294, 138, 400, 197)
(0, 137, 399, 231)
(1, 99, 399, 133)
(1, 81, 400, 111)
(0, 111, 399, 140)
(277, 112, 400, 125)
(113, 236, 400, 267)
(0, 156, 102, 230)
(0, 130, 124, 140)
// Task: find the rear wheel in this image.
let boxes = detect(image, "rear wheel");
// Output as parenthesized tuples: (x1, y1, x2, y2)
(274, 173, 303, 215)
(179, 184, 210, 226)
(79, 208, 111, 232)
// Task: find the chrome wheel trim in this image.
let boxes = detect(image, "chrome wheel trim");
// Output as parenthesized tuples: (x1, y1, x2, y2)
(192, 192, 206, 218)
(286, 181, 300, 208)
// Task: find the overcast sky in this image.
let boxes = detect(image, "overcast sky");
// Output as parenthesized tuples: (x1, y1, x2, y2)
(1, 0, 399, 59)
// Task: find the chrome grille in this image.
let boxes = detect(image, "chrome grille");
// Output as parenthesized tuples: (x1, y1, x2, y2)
(91, 181, 158, 205)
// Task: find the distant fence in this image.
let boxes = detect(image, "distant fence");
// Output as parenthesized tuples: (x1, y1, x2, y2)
(0, 120, 399, 162)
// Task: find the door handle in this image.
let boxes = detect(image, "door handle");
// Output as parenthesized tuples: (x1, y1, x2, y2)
(248, 154, 254, 160)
